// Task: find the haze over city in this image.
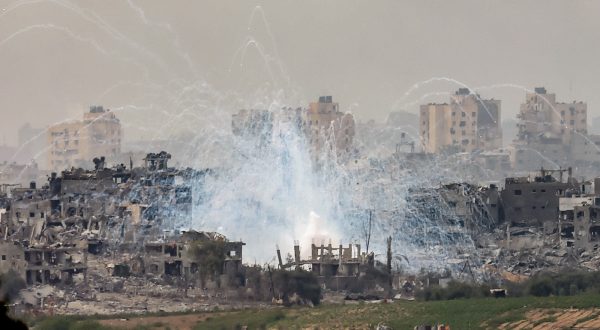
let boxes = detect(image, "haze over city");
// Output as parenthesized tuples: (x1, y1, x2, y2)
(2, 2, 600, 329)
(1, 0, 600, 147)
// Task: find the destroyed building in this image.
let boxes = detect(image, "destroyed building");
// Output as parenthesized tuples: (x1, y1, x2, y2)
(141, 230, 244, 286)
(277, 241, 380, 291)
(439, 182, 500, 229)
(0, 151, 244, 290)
(0, 181, 89, 286)
(557, 178, 600, 252)
(500, 168, 577, 230)
(0, 161, 41, 187)
(402, 182, 500, 245)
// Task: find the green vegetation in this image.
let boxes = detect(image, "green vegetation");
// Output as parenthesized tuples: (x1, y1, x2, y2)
(272, 269, 321, 305)
(239, 266, 322, 305)
(524, 270, 600, 297)
(417, 280, 491, 301)
(28, 310, 203, 329)
(0, 270, 28, 329)
(194, 309, 286, 330)
(0, 270, 26, 301)
(416, 269, 600, 302)
(30, 293, 600, 329)
(195, 294, 600, 329)
(187, 239, 227, 286)
(36, 317, 112, 330)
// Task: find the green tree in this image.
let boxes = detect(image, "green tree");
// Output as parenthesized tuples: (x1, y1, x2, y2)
(187, 240, 226, 287)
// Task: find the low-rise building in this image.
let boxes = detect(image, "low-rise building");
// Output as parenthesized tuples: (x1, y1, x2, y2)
(500, 168, 577, 228)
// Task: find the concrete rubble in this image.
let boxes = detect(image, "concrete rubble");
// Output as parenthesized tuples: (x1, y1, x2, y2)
(0, 151, 250, 315)
(2, 149, 600, 315)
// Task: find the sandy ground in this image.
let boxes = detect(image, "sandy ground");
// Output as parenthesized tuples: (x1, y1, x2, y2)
(500, 308, 600, 329)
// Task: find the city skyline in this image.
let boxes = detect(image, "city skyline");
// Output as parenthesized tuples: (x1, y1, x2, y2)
(0, 0, 598, 146)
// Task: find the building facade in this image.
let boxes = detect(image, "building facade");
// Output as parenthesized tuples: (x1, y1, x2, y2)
(420, 88, 501, 154)
(305, 96, 355, 161)
(500, 168, 577, 228)
(231, 96, 356, 163)
(516, 87, 587, 144)
(48, 106, 122, 170)
(511, 87, 596, 170)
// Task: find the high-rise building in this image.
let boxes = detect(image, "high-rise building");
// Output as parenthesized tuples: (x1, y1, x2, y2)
(230, 96, 355, 162)
(511, 87, 593, 170)
(48, 106, 122, 170)
(306, 96, 355, 160)
(419, 103, 452, 154)
(516, 87, 587, 144)
(420, 88, 502, 154)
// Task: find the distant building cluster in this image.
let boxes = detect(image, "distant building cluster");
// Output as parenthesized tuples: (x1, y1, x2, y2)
(232, 96, 356, 163)
(415, 87, 600, 176)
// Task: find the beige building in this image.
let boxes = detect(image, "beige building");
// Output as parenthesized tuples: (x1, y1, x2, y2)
(48, 106, 122, 170)
(305, 96, 355, 161)
(420, 88, 502, 153)
(230, 96, 355, 163)
(419, 103, 452, 153)
(511, 88, 594, 170)
(517, 87, 587, 145)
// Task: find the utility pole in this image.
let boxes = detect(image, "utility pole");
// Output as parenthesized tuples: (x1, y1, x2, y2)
(387, 236, 392, 290)
(276, 245, 283, 269)
(365, 210, 372, 254)
(267, 265, 275, 299)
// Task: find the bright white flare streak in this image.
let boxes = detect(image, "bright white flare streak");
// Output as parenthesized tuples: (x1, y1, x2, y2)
(189, 108, 488, 274)
(193, 112, 342, 262)
(0, 2, 494, 275)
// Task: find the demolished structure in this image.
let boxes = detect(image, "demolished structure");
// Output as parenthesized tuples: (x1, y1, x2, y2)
(3, 147, 600, 314)
(276, 241, 392, 292)
(0, 152, 244, 291)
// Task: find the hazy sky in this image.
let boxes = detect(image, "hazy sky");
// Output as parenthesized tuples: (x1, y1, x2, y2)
(0, 0, 599, 146)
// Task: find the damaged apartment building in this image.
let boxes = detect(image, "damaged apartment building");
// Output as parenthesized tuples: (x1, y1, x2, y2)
(511, 87, 600, 172)
(499, 167, 578, 250)
(403, 182, 501, 246)
(140, 230, 244, 287)
(0, 151, 245, 289)
(489, 167, 600, 257)
(276, 241, 379, 291)
(557, 178, 600, 252)
(401, 167, 600, 256)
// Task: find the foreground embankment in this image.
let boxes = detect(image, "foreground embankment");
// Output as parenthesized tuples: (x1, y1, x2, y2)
(23, 293, 600, 329)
